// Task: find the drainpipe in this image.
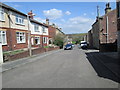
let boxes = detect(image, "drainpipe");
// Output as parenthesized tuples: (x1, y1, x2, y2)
(106, 16, 109, 43)
(8, 10, 13, 51)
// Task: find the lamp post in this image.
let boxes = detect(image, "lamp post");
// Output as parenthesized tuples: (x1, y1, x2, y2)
(27, 14, 35, 56)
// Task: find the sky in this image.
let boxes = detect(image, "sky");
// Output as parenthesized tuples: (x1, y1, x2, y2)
(3, 2, 116, 34)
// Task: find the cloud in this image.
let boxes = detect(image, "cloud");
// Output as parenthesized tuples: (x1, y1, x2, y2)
(43, 9, 63, 20)
(83, 13, 87, 16)
(14, 4, 21, 7)
(61, 19, 65, 22)
(65, 11, 71, 15)
(34, 17, 46, 23)
(61, 16, 95, 34)
(91, 12, 95, 15)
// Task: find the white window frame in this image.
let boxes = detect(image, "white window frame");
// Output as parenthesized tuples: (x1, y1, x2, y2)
(43, 37, 47, 44)
(16, 32, 26, 43)
(15, 14, 24, 25)
(34, 24, 39, 32)
(0, 31, 7, 45)
(42, 27, 46, 33)
(34, 36, 40, 45)
(0, 8, 5, 21)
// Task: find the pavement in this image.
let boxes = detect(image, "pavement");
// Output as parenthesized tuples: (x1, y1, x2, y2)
(0, 49, 62, 73)
(84, 49, 120, 83)
(2, 46, 118, 88)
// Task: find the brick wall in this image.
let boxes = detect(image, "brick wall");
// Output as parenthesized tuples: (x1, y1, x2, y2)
(48, 26, 56, 39)
(88, 30, 93, 48)
(3, 47, 60, 62)
(100, 9, 117, 44)
(92, 20, 100, 49)
(2, 28, 28, 51)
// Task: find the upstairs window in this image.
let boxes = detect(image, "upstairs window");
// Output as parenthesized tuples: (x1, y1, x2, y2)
(34, 24, 39, 32)
(42, 27, 46, 33)
(0, 31, 7, 45)
(16, 32, 26, 43)
(16, 15, 24, 25)
(0, 8, 5, 21)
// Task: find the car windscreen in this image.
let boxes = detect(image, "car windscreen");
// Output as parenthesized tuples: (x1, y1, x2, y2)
(80, 42, 87, 44)
(65, 44, 72, 47)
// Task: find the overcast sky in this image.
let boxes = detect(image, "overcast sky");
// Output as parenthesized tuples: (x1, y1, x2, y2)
(4, 2, 116, 34)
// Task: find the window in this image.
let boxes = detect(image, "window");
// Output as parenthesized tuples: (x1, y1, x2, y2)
(0, 8, 5, 21)
(16, 32, 26, 43)
(16, 15, 24, 25)
(34, 24, 39, 32)
(0, 31, 7, 45)
(43, 37, 47, 43)
(42, 27, 46, 33)
(35, 37, 40, 45)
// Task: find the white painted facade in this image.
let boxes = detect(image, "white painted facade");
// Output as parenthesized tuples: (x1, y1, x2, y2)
(30, 22, 48, 36)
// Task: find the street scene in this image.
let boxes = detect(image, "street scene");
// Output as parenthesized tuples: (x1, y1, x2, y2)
(2, 46, 119, 88)
(0, 0, 120, 89)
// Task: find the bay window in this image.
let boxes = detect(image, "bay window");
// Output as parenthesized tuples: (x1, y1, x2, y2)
(43, 37, 47, 43)
(0, 31, 7, 45)
(16, 32, 26, 43)
(35, 37, 40, 45)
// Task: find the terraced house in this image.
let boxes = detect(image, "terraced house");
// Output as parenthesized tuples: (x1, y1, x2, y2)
(0, 3, 49, 52)
(0, 3, 29, 51)
(28, 10, 49, 48)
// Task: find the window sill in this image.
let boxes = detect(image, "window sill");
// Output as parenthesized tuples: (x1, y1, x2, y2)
(0, 20, 5, 22)
(17, 42, 26, 44)
(16, 23, 25, 26)
(1, 43, 7, 46)
(35, 31, 40, 32)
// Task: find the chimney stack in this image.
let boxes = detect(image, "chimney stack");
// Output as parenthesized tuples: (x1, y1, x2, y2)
(52, 23, 55, 27)
(105, 3, 111, 14)
(46, 18, 49, 25)
(28, 10, 34, 19)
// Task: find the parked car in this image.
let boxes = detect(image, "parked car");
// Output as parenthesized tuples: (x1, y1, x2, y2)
(71, 44, 75, 48)
(80, 41, 87, 49)
(64, 44, 73, 50)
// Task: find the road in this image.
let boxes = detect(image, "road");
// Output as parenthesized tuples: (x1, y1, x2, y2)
(2, 46, 118, 88)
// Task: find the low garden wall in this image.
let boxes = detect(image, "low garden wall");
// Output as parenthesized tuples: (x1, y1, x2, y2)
(3, 47, 60, 62)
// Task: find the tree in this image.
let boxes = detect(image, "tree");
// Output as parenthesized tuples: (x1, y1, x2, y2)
(53, 35, 65, 49)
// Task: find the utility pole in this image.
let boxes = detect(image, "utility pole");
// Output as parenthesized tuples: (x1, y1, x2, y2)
(27, 15, 32, 56)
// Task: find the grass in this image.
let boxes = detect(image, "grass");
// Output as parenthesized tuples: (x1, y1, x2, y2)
(44, 46, 49, 48)
(3, 49, 25, 55)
